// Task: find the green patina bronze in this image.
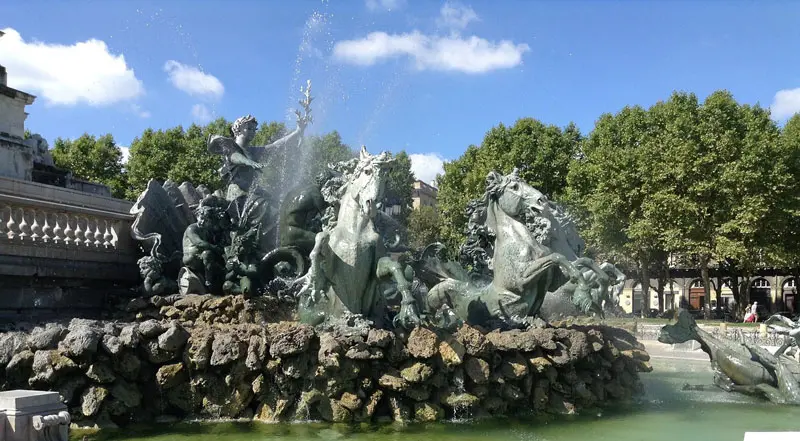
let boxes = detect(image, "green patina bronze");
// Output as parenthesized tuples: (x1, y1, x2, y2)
(659, 309, 800, 404)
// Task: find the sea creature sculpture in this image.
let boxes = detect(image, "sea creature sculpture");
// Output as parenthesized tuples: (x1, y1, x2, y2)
(296, 146, 421, 329)
(423, 170, 603, 326)
(659, 309, 800, 404)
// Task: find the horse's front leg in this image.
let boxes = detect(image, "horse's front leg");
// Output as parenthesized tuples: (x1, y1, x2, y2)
(549, 253, 604, 317)
(574, 257, 610, 304)
(377, 256, 421, 329)
(295, 231, 329, 301)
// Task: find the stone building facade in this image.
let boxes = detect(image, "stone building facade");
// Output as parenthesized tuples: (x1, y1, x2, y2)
(0, 63, 37, 182)
(412, 179, 438, 210)
(618, 274, 798, 316)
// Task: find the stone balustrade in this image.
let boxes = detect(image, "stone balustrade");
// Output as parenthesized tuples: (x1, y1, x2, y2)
(0, 176, 139, 316)
(0, 204, 130, 253)
(0, 176, 137, 278)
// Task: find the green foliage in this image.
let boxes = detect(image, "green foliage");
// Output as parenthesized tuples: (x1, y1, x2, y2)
(304, 131, 355, 182)
(566, 90, 794, 313)
(407, 205, 441, 250)
(384, 150, 415, 225)
(51, 133, 127, 198)
(253, 121, 287, 146)
(126, 126, 190, 199)
(23, 129, 31, 140)
(437, 118, 580, 250)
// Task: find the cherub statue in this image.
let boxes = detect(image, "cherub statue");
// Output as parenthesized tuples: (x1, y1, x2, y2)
(223, 227, 262, 297)
(181, 197, 231, 292)
(138, 254, 178, 297)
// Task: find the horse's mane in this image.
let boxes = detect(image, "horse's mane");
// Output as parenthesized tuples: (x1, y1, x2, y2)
(460, 169, 585, 268)
(317, 150, 392, 230)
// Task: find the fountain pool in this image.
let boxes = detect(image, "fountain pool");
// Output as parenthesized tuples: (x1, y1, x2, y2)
(72, 343, 800, 441)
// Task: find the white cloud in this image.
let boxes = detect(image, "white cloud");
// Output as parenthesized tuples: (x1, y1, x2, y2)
(191, 103, 213, 124)
(771, 87, 800, 120)
(437, 2, 479, 31)
(0, 27, 144, 106)
(366, 0, 405, 12)
(118, 146, 130, 164)
(163, 60, 224, 99)
(333, 31, 529, 74)
(410, 153, 446, 185)
(130, 103, 150, 119)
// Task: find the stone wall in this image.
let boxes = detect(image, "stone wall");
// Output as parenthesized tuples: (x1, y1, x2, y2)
(0, 176, 138, 320)
(0, 297, 651, 427)
(0, 84, 34, 140)
(0, 137, 33, 181)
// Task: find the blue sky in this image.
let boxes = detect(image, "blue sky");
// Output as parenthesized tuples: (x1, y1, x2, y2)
(3, 0, 800, 183)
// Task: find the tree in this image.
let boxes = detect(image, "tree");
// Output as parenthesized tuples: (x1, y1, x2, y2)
(166, 121, 228, 191)
(567, 90, 791, 317)
(438, 118, 580, 251)
(384, 151, 415, 225)
(303, 131, 355, 183)
(51, 133, 127, 198)
(407, 205, 440, 250)
(566, 105, 662, 316)
(772, 114, 800, 276)
(662, 92, 785, 317)
(125, 127, 187, 199)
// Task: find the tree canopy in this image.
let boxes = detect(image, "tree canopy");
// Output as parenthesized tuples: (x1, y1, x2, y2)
(565, 90, 797, 315)
(51, 133, 127, 199)
(437, 117, 580, 250)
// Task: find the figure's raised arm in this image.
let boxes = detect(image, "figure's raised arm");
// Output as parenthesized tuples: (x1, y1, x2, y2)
(265, 79, 313, 152)
(263, 122, 306, 151)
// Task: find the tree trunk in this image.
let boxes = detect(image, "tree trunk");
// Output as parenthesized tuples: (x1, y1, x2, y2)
(742, 275, 753, 317)
(714, 275, 724, 319)
(639, 256, 651, 318)
(664, 264, 672, 311)
(656, 276, 664, 314)
(731, 275, 743, 319)
(700, 254, 711, 319)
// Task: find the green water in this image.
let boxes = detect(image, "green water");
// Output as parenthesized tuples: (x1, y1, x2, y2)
(75, 356, 800, 441)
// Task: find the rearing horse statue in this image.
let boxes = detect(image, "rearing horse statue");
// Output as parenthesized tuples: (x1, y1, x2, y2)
(295, 147, 421, 329)
(425, 170, 602, 325)
(533, 192, 624, 310)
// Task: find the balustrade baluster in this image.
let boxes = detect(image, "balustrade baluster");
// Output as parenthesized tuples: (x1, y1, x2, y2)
(63, 216, 74, 245)
(0, 205, 7, 239)
(52, 214, 63, 244)
(82, 218, 92, 247)
(30, 210, 41, 241)
(18, 209, 30, 241)
(93, 218, 103, 247)
(110, 220, 120, 248)
(41, 212, 52, 243)
(102, 220, 113, 248)
(74, 217, 85, 247)
(7, 208, 19, 240)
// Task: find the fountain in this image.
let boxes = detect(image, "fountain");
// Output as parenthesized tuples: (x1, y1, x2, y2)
(0, 82, 651, 431)
(3, 8, 800, 440)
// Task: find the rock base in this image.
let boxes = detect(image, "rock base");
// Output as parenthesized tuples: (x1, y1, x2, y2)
(0, 297, 651, 426)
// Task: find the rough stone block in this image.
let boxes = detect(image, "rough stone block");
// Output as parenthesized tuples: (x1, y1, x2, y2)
(0, 389, 69, 441)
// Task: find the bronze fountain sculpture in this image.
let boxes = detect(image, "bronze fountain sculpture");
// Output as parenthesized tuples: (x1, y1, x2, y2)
(129, 81, 620, 330)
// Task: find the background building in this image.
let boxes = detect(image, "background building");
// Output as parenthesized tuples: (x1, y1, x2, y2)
(412, 180, 438, 210)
